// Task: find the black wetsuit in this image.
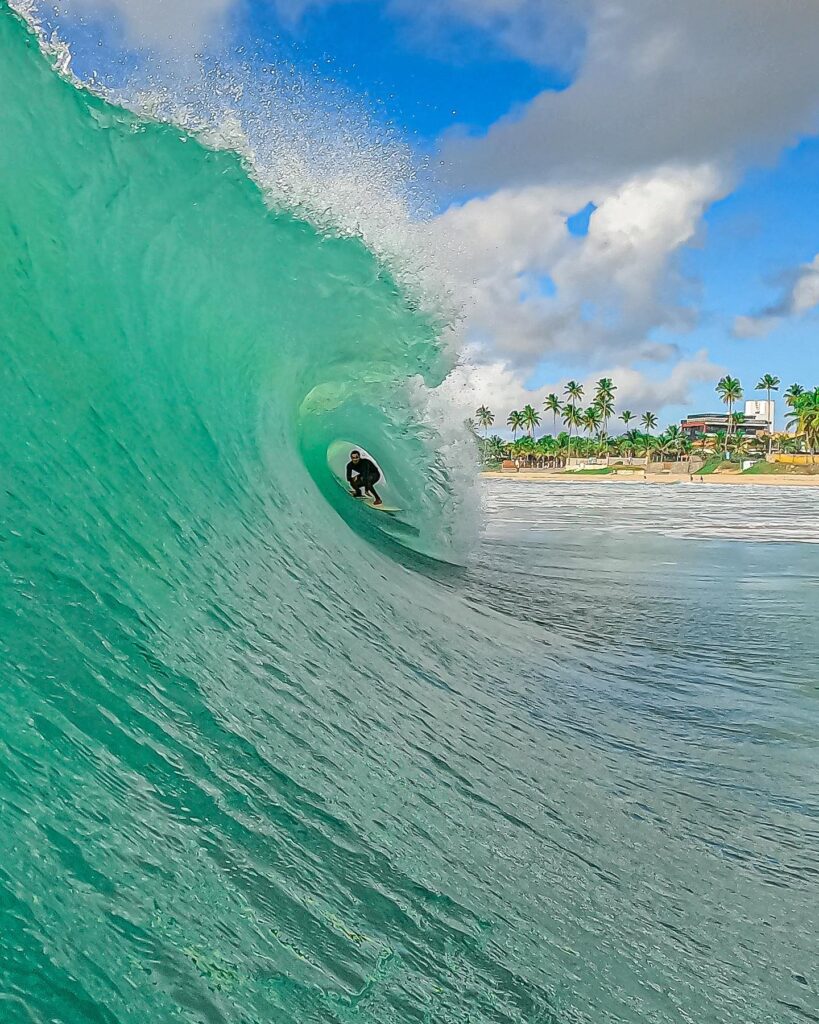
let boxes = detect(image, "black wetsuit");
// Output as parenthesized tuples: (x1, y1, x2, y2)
(346, 458, 380, 495)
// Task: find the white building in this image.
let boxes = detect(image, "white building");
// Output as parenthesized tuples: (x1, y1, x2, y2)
(745, 399, 774, 430)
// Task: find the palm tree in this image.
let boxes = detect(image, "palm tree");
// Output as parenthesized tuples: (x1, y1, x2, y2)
(715, 375, 743, 456)
(679, 436, 696, 473)
(663, 424, 682, 460)
(784, 382, 805, 449)
(624, 428, 641, 459)
(511, 435, 535, 466)
(730, 430, 749, 461)
(641, 411, 658, 433)
(562, 403, 584, 462)
(730, 412, 746, 434)
(655, 432, 674, 461)
(778, 433, 802, 454)
(712, 429, 727, 462)
(595, 377, 616, 401)
(597, 395, 614, 451)
(689, 429, 709, 461)
(483, 435, 508, 466)
(543, 393, 562, 434)
(784, 383, 805, 410)
(786, 387, 819, 461)
(620, 410, 634, 430)
(594, 378, 617, 442)
(554, 431, 571, 467)
(564, 380, 584, 406)
(756, 374, 780, 454)
(637, 432, 658, 465)
(583, 405, 602, 439)
(475, 405, 494, 462)
(507, 410, 524, 441)
(521, 403, 541, 438)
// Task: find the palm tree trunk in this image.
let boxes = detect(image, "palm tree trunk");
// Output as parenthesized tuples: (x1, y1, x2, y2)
(725, 400, 731, 459)
(767, 387, 772, 456)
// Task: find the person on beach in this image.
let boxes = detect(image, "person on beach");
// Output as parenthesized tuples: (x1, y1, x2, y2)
(346, 450, 383, 505)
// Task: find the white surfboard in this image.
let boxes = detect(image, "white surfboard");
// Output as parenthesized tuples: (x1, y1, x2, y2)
(357, 495, 402, 514)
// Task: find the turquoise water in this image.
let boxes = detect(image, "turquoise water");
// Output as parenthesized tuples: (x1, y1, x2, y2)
(2, 5, 819, 1021)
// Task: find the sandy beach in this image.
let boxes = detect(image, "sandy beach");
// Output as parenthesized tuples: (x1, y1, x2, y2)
(482, 470, 819, 487)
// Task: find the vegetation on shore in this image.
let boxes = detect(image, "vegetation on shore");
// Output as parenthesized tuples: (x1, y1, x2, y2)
(741, 460, 819, 476)
(472, 375, 819, 469)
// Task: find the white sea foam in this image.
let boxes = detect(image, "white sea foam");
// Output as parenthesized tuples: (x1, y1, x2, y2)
(483, 479, 819, 545)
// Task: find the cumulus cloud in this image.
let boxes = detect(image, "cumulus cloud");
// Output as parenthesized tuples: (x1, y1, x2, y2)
(439, 0, 819, 190)
(429, 0, 819, 415)
(439, 348, 724, 432)
(733, 254, 819, 338)
(422, 163, 725, 378)
(588, 350, 725, 413)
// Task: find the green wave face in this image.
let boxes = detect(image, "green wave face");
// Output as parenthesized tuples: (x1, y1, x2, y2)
(2, 7, 541, 1024)
(0, 1, 457, 561)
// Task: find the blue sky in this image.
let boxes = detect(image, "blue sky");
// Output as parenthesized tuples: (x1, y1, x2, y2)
(238, 1, 568, 140)
(33, 0, 819, 432)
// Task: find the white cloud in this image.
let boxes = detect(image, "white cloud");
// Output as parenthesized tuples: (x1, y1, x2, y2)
(733, 254, 819, 338)
(430, 0, 819, 413)
(440, 348, 724, 431)
(590, 350, 724, 414)
(791, 255, 819, 314)
(732, 315, 778, 340)
(440, 0, 819, 190)
(422, 163, 725, 378)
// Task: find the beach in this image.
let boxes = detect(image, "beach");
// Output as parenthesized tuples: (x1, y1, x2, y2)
(482, 469, 819, 486)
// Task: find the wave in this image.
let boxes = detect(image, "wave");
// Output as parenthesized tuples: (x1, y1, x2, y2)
(3, 9, 818, 1024)
(1, 6, 547, 1022)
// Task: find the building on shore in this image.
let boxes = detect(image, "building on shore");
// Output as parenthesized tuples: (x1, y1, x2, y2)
(681, 400, 774, 438)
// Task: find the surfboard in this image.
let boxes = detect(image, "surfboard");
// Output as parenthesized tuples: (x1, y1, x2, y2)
(332, 473, 401, 513)
(357, 495, 402, 514)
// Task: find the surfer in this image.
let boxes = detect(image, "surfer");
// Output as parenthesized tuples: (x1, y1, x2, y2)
(346, 450, 383, 505)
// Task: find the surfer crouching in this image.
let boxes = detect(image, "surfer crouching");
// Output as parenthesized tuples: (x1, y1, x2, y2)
(346, 450, 383, 506)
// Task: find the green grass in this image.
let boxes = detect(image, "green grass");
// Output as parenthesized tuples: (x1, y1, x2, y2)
(742, 459, 819, 475)
(608, 463, 645, 472)
(696, 457, 729, 475)
(563, 467, 615, 475)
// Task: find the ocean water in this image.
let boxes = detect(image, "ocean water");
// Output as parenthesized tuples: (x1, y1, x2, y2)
(468, 481, 819, 1023)
(2, 4, 818, 1021)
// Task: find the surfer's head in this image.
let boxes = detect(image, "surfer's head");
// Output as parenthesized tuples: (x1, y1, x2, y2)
(350, 450, 360, 464)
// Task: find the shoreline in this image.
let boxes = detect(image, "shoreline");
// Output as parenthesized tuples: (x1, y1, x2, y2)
(481, 470, 819, 487)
